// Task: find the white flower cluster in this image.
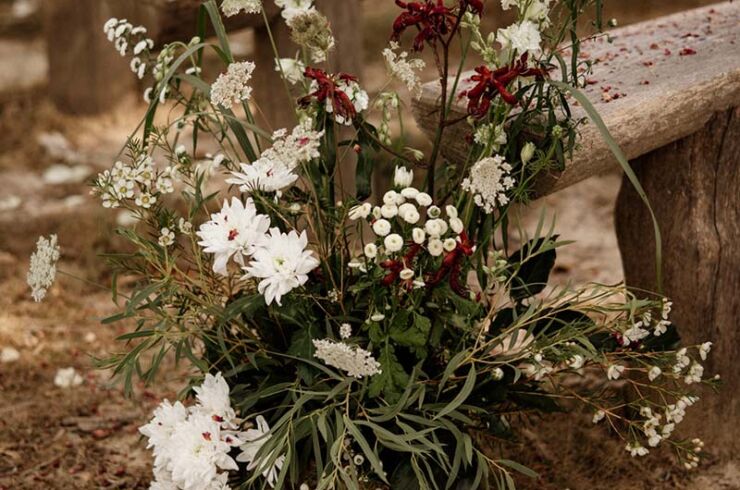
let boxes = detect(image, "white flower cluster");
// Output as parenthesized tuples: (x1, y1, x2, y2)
(140, 373, 243, 490)
(274, 56, 306, 85)
(197, 198, 319, 305)
(383, 41, 426, 98)
(374, 92, 400, 145)
(501, 0, 552, 25)
(275, 0, 314, 21)
(473, 123, 508, 154)
(312, 338, 382, 379)
(349, 170, 468, 277)
(103, 18, 154, 79)
(236, 415, 285, 488)
(211, 61, 257, 108)
(622, 298, 674, 345)
(227, 120, 323, 196)
(462, 155, 516, 212)
(221, 0, 262, 17)
(497, 20, 542, 59)
(94, 155, 177, 210)
(324, 79, 369, 126)
(27, 234, 60, 302)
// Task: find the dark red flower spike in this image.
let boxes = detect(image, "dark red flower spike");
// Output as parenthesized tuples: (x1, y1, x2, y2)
(426, 231, 475, 298)
(391, 0, 457, 51)
(299, 67, 359, 122)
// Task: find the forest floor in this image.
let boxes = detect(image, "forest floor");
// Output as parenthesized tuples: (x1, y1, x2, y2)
(1, 0, 737, 489)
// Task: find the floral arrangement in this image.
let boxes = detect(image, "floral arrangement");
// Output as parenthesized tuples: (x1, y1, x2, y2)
(29, 0, 719, 489)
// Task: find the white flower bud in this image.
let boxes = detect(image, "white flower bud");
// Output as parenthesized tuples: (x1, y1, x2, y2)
(521, 141, 536, 164)
(415, 192, 433, 207)
(381, 204, 398, 219)
(393, 165, 414, 188)
(449, 217, 464, 234)
(412, 227, 426, 244)
(445, 205, 458, 219)
(364, 243, 378, 258)
(372, 206, 382, 219)
(443, 238, 457, 252)
(349, 202, 372, 220)
(399, 268, 414, 280)
(428, 239, 444, 256)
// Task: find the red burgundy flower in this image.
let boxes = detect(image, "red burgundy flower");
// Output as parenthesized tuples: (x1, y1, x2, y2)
(380, 243, 422, 289)
(299, 67, 359, 122)
(463, 54, 547, 118)
(426, 231, 475, 297)
(391, 0, 457, 51)
(460, 0, 484, 15)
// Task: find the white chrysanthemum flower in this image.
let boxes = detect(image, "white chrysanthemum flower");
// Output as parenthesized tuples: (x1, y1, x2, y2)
(227, 159, 299, 195)
(274, 56, 306, 84)
(221, 0, 262, 17)
(393, 165, 414, 188)
(210, 61, 256, 107)
(244, 228, 319, 306)
(27, 234, 61, 302)
(498, 20, 542, 57)
(196, 197, 271, 276)
(193, 373, 238, 428)
(462, 155, 516, 213)
(140, 399, 190, 469)
(349, 202, 372, 220)
(54, 367, 83, 388)
(339, 323, 352, 339)
(312, 339, 382, 378)
(168, 412, 239, 490)
(383, 41, 426, 97)
(237, 415, 285, 488)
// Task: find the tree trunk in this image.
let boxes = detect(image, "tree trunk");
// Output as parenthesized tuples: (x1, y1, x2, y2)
(615, 107, 740, 459)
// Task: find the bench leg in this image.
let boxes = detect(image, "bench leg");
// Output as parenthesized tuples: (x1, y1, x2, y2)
(44, 0, 136, 114)
(615, 107, 740, 459)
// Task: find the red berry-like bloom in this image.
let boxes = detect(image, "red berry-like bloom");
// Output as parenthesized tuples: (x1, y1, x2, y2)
(299, 67, 359, 122)
(426, 231, 475, 298)
(463, 54, 547, 118)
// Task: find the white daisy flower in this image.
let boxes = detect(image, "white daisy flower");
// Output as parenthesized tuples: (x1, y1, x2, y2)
(237, 415, 285, 488)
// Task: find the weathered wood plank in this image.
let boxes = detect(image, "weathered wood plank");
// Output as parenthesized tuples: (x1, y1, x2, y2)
(615, 107, 740, 459)
(412, 2, 740, 196)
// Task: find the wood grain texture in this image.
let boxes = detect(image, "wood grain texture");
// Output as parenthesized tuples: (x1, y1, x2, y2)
(615, 107, 740, 457)
(412, 2, 740, 196)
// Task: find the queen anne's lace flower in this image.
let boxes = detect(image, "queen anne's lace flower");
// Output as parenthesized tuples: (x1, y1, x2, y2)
(312, 339, 382, 378)
(196, 197, 271, 276)
(27, 234, 61, 302)
(211, 61, 256, 107)
(221, 0, 262, 17)
(244, 228, 319, 305)
(237, 416, 285, 488)
(383, 42, 426, 97)
(462, 155, 515, 212)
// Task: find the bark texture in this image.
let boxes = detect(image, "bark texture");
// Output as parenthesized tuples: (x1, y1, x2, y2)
(615, 108, 740, 459)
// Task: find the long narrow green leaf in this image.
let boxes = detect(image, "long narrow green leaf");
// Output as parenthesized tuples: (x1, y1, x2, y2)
(433, 366, 476, 420)
(550, 80, 662, 291)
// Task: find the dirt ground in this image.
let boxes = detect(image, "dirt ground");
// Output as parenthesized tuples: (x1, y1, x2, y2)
(1, 1, 737, 489)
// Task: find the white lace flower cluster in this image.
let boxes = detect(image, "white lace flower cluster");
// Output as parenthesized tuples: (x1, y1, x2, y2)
(93, 155, 177, 210)
(103, 18, 154, 79)
(197, 197, 319, 305)
(274, 55, 306, 85)
(227, 121, 323, 196)
(211, 61, 257, 108)
(473, 122, 508, 154)
(285, 8, 335, 63)
(27, 234, 61, 302)
(221, 0, 262, 17)
(275, 0, 315, 21)
(140, 373, 243, 490)
(383, 41, 426, 98)
(462, 155, 516, 212)
(312, 338, 382, 379)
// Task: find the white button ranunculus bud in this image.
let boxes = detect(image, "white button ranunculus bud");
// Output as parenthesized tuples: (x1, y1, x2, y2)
(393, 165, 414, 188)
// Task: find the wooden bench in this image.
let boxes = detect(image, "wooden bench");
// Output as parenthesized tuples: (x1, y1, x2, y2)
(412, 2, 740, 459)
(42, 0, 363, 127)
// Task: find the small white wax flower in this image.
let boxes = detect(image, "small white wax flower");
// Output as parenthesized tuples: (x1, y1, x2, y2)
(339, 323, 352, 339)
(384, 234, 404, 253)
(372, 219, 392, 237)
(427, 206, 441, 218)
(349, 202, 372, 220)
(0, 347, 20, 363)
(648, 366, 662, 381)
(415, 192, 433, 207)
(699, 342, 712, 361)
(393, 165, 414, 188)
(445, 205, 458, 219)
(364, 243, 378, 258)
(381, 204, 398, 219)
(568, 354, 585, 369)
(412, 227, 426, 244)
(592, 410, 606, 424)
(158, 227, 175, 247)
(399, 268, 414, 280)
(428, 239, 444, 257)
(443, 238, 457, 252)
(449, 217, 464, 234)
(607, 364, 625, 380)
(54, 367, 83, 388)
(492, 367, 504, 380)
